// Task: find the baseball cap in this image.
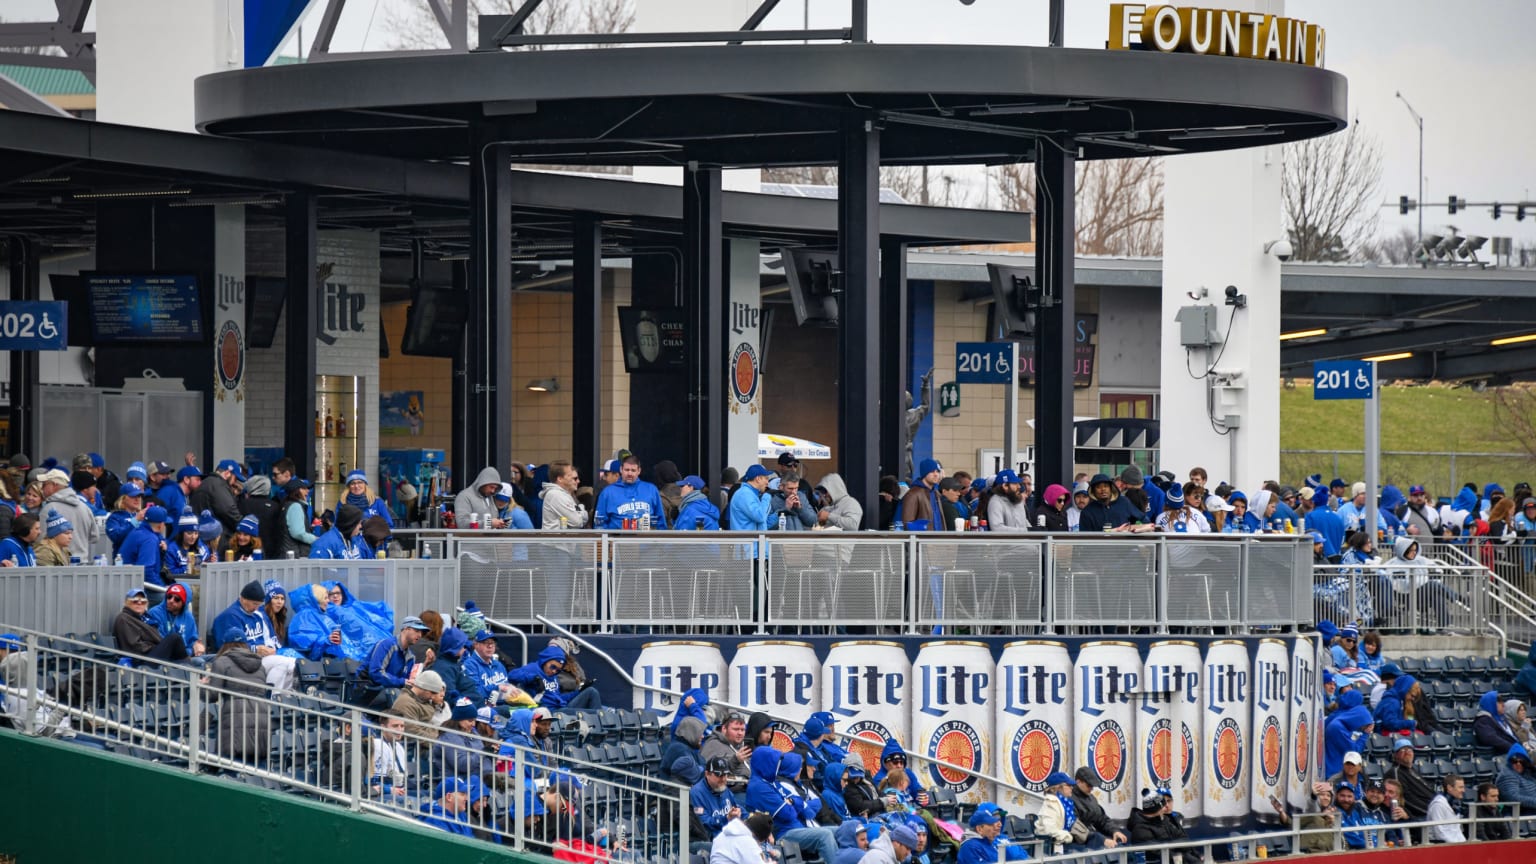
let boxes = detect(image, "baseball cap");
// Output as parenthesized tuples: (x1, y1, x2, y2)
(531, 706, 553, 722)
(165, 584, 189, 604)
(1342, 751, 1363, 765)
(742, 464, 773, 481)
(777, 452, 800, 467)
(176, 465, 202, 481)
(119, 481, 144, 498)
(434, 777, 469, 798)
(473, 629, 497, 643)
(149, 460, 173, 476)
(1394, 738, 1415, 752)
(1351, 481, 1367, 497)
(124, 588, 147, 600)
(216, 459, 247, 480)
(1073, 481, 1090, 495)
(678, 475, 706, 489)
(1205, 494, 1234, 513)
(143, 505, 170, 525)
(37, 468, 70, 486)
(994, 469, 1021, 486)
(401, 616, 430, 632)
(705, 756, 733, 775)
(1409, 485, 1426, 495)
(494, 483, 513, 502)
(1365, 779, 1385, 792)
(602, 459, 622, 474)
(1141, 793, 1165, 812)
(969, 808, 1002, 827)
(1379, 663, 1402, 679)
(1308, 530, 1325, 544)
(1331, 477, 1347, 489)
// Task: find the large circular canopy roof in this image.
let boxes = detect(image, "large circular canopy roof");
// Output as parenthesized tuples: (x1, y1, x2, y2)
(196, 43, 1347, 167)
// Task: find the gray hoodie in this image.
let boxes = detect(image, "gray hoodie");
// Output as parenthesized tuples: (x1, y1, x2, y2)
(539, 481, 588, 530)
(817, 473, 863, 531)
(44, 485, 98, 560)
(453, 467, 502, 526)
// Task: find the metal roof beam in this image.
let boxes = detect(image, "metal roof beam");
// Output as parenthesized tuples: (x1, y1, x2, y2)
(1280, 317, 1536, 367)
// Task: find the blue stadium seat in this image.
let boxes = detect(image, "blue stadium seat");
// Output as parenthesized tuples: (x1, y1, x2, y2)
(639, 741, 662, 772)
(1450, 679, 1475, 699)
(616, 709, 641, 742)
(579, 710, 605, 745)
(1445, 656, 1470, 674)
(638, 709, 665, 742)
(1421, 657, 1447, 678)
(1466, 656, 1489, 674)
(1430, 731, 1454, 755)
(1399, 657, 1426, 676)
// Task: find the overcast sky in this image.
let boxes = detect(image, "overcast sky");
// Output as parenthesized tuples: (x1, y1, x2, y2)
(13, 0, 1536, 247)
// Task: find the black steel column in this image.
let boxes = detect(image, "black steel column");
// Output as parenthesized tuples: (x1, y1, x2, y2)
(683, 166, 724, 491)
(571, 213, 603, 484)
(469, 138, 514, 474)
(878, 238, 909, 482)
(450, 261, 470, 487)
(283, 194, 318, 480)
(6, 238, 39, 458)
(1033, 141, 1077, 488)
(838, 117, 881, 528)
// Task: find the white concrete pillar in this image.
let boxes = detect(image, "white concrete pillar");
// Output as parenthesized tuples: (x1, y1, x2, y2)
(96, 0, 243, 131)
(211, 205, 247, 462)
(1159, 1, 1286, 491)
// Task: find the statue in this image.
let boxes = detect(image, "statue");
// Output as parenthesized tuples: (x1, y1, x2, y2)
(903, 367, 936, 479)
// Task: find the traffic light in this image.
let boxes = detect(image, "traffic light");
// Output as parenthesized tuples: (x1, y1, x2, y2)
(1448, 195, 1460, 215)
(1399, 195, 1410, 215)
(1494, 203, 1502, 220)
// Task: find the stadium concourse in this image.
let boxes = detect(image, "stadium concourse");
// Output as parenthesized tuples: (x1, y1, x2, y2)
(2, 447, 1536, 862)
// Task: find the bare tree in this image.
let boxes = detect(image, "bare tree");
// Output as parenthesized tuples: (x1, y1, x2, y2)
(1491, 385, 1536, 462)
(386, 0, 634, 51)
(1281, 122, 1383, 262)
(993, 158, 1164, 256)
(1357, 227, 1420, 265)
(759, 165, 948, 206)
(762, 166, 838, 186)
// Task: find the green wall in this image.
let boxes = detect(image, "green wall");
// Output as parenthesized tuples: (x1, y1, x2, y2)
(0, 730, 544, 863)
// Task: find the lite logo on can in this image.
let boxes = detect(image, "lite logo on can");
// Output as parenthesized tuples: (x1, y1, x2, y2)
(1259, 716, 1284, 787)
(1143, 717, 1195, 790)
(846, 719, 898, 773)
(1293, 713, 1309, 779)
(1205, 663, 1249, 716)
(1087, 719, 1128, 792)
(1255, 652, 1290, 788)
(829, 665, 905, 717)
(637, 666, 721, 712)
(919, 664, 991, 717)
(927, 719, 985, 795)
(1079, 665, 1139, 716)
(1143, 662, 1199, 713)
(1211, 717, 1245, 790)
(1002, 665, 1068, 716)
(735, 665, 816, 708)
(1011, 720, 1063, 790)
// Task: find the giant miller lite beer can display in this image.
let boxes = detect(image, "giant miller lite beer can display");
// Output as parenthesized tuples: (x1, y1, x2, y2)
(1203, 639, 1252, 826)
(996, 640, 1072, 813)
(1141, 640, 1203, 821)
(1251, 639, 1291, 823)
(1073, 640, 1139, 820)
(822, 640, 911, 774)
(731, 640, 820, 747)
(912, 640, 994, 804)
(1287, 637, 1318, 812)
(631, 641, 727, 724)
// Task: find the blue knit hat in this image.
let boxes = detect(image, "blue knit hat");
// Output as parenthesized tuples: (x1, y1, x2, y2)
(45, 510, 73, 538)
(236, 515, 260, 536)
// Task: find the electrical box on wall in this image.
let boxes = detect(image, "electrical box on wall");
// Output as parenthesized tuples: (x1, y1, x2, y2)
(1175, 304, 1219, 348)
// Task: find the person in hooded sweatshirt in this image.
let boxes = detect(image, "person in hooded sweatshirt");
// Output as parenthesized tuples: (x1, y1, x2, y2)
(1384, 536, 1459, 627)
(746, 747, 838, 863)
(676, 475, 722, 530)
(309, 503, 371, 559)
(595, 455, 668, 529)
(842, 761, 887, 818)
(779, 751, 836, 827)
(1518, 642, 1536, 701)
(495, 706, 550, 787)
(1475, 690, 1521, 755)
(863, 824, 920, 864)
(711, 812, 775, 864)
(832, 821, 869, 864)
(794, 713, 838, 781)
(453, 467, 506, 528)
(662, 716, 709, 783)
(1495, 743, 1536, 816)
(691, 754, 742, 843)
(957, 804, 1029, 864)
(424, 627, 482, 701)
(873, 738, 928, 804)
(507, 642, 602, 710)
(539, 461, 588, 530)
(1324, 689, 1375, 777)
(144, 582, 206, 664)
(1374, 674, 1419, 734)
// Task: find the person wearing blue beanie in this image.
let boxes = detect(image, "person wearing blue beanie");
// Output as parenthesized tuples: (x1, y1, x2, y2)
(507, 642, 601, 710)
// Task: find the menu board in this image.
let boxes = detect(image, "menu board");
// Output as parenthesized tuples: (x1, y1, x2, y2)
(87, 273, 204, 343)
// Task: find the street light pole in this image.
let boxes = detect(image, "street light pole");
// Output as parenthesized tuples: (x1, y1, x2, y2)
(1395, 91, 1424, 245)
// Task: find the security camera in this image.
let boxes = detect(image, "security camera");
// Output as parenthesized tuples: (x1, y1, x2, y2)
(1224, 285, 1247, 309)
(1264, 239, 1293, 261)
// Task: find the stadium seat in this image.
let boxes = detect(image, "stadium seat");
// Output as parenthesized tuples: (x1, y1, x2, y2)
(296, 660, 324, 691)
(1421, 657, 1447, 678)
(1474, 758, 1498, 781)
(1399, 657, 1426, 676)
(1466, 656, 1489, 674)
(563, 743, 591, 764)
(616, 709, 640, 742)
(1453, 728, 1476, 750)
(1430, 731, 1454, 755)
(927, 786, 960, 821)
(1456, 705, 1479, 727)
(1450, 679, 1475, 699)
(579, 710, 606, 745)
(1489, 655, 1515, 675)
(1453, 757, 1477, 779)
(638, 709, 665, 742)
(777, 839, 806, 864)
(1445, 656, 1470, 674)
(639, 741, 662, 772)
(1416, 760, 1440, 782)
(1410, 732, 1431, 752)
(1427, 680, 1453, 700)
(619, 743, 643, 774)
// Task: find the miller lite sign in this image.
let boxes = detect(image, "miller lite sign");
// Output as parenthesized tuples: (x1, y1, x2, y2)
(997, 641, 1072, 812)
(913, 641, 994, 804)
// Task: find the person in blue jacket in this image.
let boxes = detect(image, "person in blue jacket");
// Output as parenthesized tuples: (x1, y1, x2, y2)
(957, 805, 1029, 863)
(1324, 690, 1375, 778)
(144, 582, 206, 663)
(164, 510, 213, 577)
(286, 583, 348, 661)
(153, 465, 199, 518)
(809, 711, 850, 767)
(745, 746, 837, 863)
(690, 754, 741, 842)
(105, 482, 146, 556)
(425, 627, 483, 703)
(359, 615, 429, 708)
(493, 483, 535, 529)
(730, 465, 774, 530)
(462, 629, 519, 708)
(418, 777, 474, 836)
(209, 580, 271, 652)
(341, 470, 393, 528)
(118, 505, 171, 584)
(873, 738, 928, 802)
(1374, 674, 1418, 734)
(1304, 486, 1346, 560)
(309, 503, 371, 559)
(594, 455, 668, 529)
(676, 475, 721, 530)
(832, 821, 869, 864)
(0, 513, 40, 567)
(507, 642, 602, 710)
(496, 706, 553, 788)
(671, 686, 711, 736)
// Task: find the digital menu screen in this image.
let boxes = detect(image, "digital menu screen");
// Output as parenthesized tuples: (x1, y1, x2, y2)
(87, 273, 204, 343)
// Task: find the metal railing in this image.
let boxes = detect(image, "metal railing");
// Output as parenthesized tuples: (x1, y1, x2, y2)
(202, 559, 460, 630)
(1279, 447, 1530, 496)
(432, 531, 1312, 634)
(0, 565, 146, 635)
(0, 627, 687, 857)
(1311, 560, 1486, 635)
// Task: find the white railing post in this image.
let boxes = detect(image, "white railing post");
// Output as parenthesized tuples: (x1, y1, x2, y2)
(1156, 536, 1170, 634)
(22, 631, 39, 736)
(349, 706, 364, 811)
(512, 737, 527, 851)
(187, 673, 202, 774)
